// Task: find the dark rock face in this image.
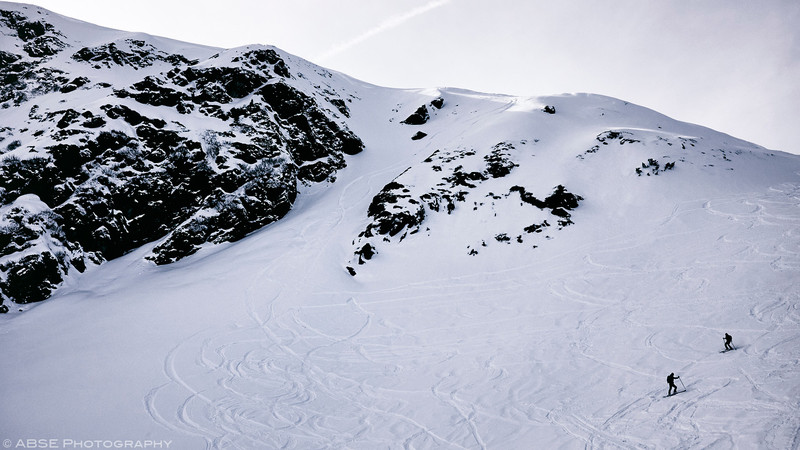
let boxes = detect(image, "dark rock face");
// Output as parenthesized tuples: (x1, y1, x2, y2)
(401, 97, 444, 125)
(401, 105, 430, 125)
(510, 185, 583, 228)
(0, 9, 69, 111)
(362, 181, 426, 240)
(0, 6, 363, 305)
(580, 130, 642, 158)
(0, 201, 80, 304)
(483, 142, 519, 178)
(2, 251, 63, 303)
(636, 158, 676, 176)
(578, 129, 680, 176)
(71, 39, 191, 69)
(0, 9, 66, 57)
(351, 141, 583, 266)
(354, 242, 376, 265)
(1, 52, 68, 106)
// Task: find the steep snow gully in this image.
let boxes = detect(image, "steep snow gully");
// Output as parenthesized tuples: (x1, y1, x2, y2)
(1, 3, 800, 449)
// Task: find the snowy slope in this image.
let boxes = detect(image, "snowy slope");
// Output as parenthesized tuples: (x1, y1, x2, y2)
(2, 3, 800, 449)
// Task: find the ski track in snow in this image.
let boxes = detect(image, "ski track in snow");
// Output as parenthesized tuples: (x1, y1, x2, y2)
(141, 179, 800, 449)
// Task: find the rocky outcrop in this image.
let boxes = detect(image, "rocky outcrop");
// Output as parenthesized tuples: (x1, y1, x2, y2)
(348, 141, 583, 272)
(0, 9, 66, 57)
(400, 97, 443, 125)
(0, 6, 363, 305)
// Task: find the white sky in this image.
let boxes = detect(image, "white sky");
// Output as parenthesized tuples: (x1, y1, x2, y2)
(15, 0, 800, 154)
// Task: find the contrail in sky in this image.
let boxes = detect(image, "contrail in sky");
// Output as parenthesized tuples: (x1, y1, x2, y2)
(316, 0, 453, 62)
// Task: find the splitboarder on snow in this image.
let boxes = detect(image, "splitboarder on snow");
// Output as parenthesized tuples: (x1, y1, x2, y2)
(724, 333, 734, 351)
(667, 372, 680, 396)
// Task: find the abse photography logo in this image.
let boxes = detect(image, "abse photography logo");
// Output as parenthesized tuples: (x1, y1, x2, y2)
(3, 439, 173, 449)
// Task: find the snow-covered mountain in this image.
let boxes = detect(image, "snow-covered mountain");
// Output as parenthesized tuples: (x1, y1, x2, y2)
(2, 3, 799, 449)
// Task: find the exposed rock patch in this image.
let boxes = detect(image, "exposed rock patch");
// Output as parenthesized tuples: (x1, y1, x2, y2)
(0, 6, 364, 305)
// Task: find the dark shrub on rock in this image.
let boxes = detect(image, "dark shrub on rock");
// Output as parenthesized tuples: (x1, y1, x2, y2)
(183, 66, 267, 101)
(362, 182, 426, 238)
(411, 131, 427, 140)
(355, 242, 375, 264)
(0, 252, 64, 303)
(484, 143, 518, 178)
(401, 105, 429, 125)
(544, 185, 583, 210)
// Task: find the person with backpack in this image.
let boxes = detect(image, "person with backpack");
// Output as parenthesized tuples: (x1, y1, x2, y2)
(667, 372, 680, 396)
(724, 333, 734, 351)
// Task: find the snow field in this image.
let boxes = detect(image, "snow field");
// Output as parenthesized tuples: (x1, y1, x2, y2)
(133, 176, 800, 448)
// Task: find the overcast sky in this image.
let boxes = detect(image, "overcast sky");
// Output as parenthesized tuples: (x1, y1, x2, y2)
(18, 0, 800, 155)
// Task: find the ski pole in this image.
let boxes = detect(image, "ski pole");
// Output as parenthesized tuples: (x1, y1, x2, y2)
(679, 377, 686, 392)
